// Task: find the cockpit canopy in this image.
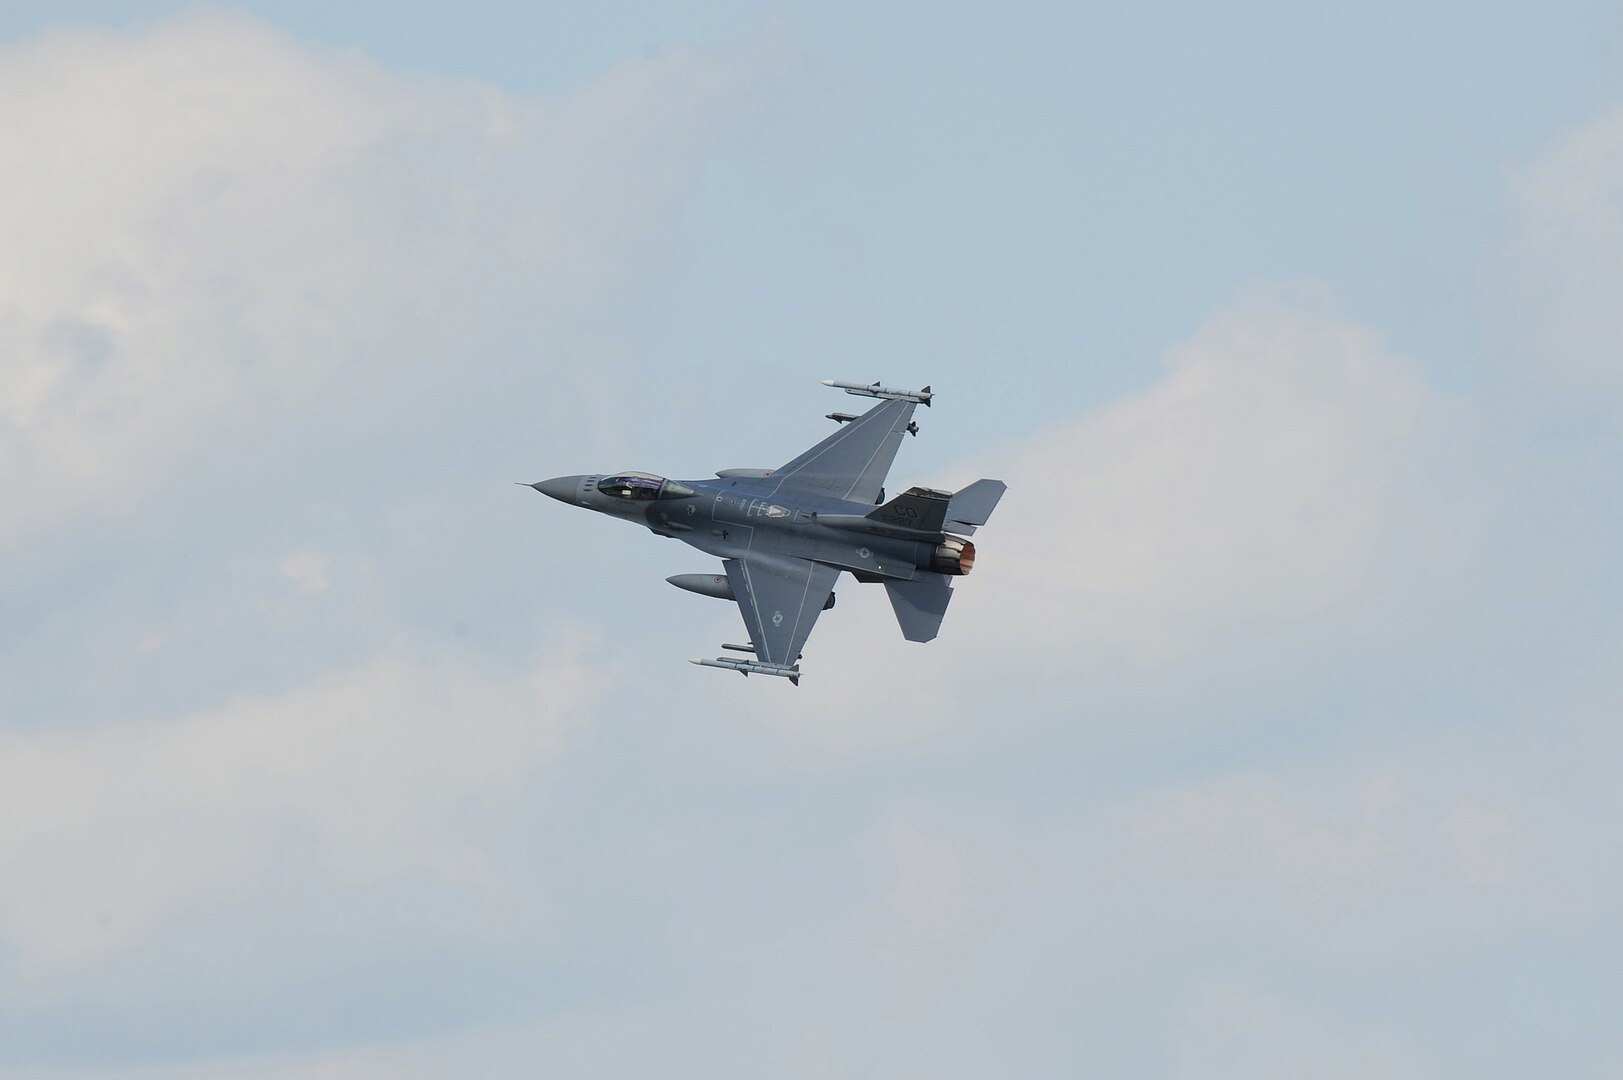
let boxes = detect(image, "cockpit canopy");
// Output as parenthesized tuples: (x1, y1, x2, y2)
(596, 472, 695, 500)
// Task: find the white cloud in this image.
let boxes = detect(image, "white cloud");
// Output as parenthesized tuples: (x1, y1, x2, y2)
(978, 284, 1427, 662)
(0, 645, 594, 979)
(1440, 802, 1514, 889)
(1501, 103, 1623, 417)
(1174, 981, 1425, 1080)
(873, 814, 985, 944)
(1098, 723, 1618, 959)
(0, 1049, 428, 1080)
(276, 549, 331, 595)
(0, 13, 779, 548)
(1130, 772, 1400, 903)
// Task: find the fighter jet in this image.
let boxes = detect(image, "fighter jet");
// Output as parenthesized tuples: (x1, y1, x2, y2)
(528, 380, 1005, 684)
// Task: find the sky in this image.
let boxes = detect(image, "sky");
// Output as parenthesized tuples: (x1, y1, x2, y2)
(1, 2, 1621, 1076)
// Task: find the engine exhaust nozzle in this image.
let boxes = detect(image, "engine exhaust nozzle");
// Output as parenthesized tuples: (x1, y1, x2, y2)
(931, 537, 975, 575)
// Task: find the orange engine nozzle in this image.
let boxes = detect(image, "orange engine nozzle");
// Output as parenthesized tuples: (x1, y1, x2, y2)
(931, 537, 976, 575)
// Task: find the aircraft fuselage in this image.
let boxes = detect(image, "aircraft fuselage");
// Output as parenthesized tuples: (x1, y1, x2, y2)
(536, 473, 945, 582)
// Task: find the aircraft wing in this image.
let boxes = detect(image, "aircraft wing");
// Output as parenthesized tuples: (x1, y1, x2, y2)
(768, 397, 917, 505)
(723, 555, 841, 669)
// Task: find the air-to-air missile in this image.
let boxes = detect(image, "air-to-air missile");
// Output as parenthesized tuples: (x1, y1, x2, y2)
(820, 379, 932, 405)
(689, 655, 804, 684)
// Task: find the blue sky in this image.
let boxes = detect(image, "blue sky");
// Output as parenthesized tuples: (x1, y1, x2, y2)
(1, 3, 1621, 1077)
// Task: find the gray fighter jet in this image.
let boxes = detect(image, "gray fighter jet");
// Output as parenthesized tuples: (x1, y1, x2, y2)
(529, 380, 1005, 684)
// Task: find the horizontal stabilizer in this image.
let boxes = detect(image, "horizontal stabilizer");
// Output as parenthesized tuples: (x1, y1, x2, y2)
(884, 574, 953, 643)
(945, 479, 1006, 535)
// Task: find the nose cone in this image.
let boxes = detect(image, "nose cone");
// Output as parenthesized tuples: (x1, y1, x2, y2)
(530, 475, 585, 503)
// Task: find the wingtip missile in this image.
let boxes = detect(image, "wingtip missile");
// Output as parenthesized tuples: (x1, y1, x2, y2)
(820, 379, 934, 405)
(691, 655, 802, 682)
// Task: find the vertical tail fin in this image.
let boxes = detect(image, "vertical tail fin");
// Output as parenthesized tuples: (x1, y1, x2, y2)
(867, 486, 951, 533)
(884, 575, 953, 642)
(944, 479, 1006, 535)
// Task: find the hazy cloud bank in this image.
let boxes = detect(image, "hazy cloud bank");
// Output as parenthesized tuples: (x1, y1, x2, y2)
(0, 13, 781, 549)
